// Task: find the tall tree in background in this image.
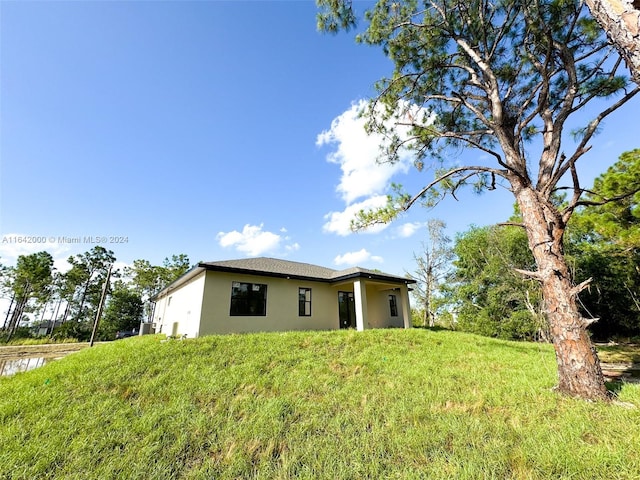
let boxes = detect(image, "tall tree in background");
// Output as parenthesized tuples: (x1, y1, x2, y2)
(0, 259, 8, 290)
(126, 260, 160, 298)
(446, 224, 547, 340)
(0, 259, 11, 329)
(408, 219, 453, 327)
(162, 254, 191, 282)
(57, 269, 81, 323)
(572, 149, 640, 249)
(98, 282, 143, 340)
(48, 271, 69, 324)
(65, 246, 116, 323)
(567, 149, 640, 339)
(2, 252, 54, 338)
(584, 0, 640, 85)
(318, 0, 639, 399)
(126, 254, 190, 319)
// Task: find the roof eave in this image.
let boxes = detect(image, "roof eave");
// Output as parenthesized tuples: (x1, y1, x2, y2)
(331, 271, 416, 285)
(197, 263, 334, 283)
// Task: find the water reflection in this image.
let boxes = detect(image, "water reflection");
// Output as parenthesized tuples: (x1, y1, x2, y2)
(0, 357, 49, 377)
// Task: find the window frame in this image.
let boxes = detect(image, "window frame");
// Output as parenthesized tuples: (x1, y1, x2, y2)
(298, 287, 312, 317)
(389, 294, 398, 317)
(229, 281, 268, 316)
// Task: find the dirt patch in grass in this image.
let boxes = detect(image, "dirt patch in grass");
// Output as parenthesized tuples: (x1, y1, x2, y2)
(0, 342, 89, 360)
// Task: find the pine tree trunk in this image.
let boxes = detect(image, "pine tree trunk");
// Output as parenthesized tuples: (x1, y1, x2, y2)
(76, 283, 90, 321)
(585, 0, 640, 85)
(61, 300, 71, 323)
(516, 187, 610, 401)
(7, 295, 28, 340)
(2, 294, 15, 330)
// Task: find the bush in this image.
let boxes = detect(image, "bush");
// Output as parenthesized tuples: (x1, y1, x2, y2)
(499, 310, 539, 341)
(0, 326, 34, 343)
(51, 321, 92, 342)
(98, 288, 143, 340)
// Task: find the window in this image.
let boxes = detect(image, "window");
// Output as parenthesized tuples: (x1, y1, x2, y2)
(389, 294, 398, 317)
(167, 296, 172, 306)
(299, 288, 311, 316)
(230, 282, 267, 316)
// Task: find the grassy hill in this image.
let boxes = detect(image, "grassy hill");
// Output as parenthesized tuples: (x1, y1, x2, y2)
(1, 329, 639, 479)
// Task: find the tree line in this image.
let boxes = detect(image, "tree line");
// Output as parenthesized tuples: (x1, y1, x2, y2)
(0, 249, 190, 342)
(412, 149, 640, 342)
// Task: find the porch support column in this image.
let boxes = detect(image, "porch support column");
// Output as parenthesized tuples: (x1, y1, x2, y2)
(353, 279, 368, 331)
(400, 285, 411, 329)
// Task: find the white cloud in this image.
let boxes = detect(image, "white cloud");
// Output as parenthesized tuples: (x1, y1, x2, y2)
(216, 224, 298, 257)
(53, 257, 72, 274)
(322, 195, 390, 236)
(395, 221, 427, 239)
(317, 99, 433, 236)
(334, 248, 384, 267)
(285, 243, 300, 253)
(317, 99, 416, 205)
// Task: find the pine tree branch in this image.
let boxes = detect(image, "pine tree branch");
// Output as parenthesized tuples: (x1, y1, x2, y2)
(513, 268, 544, 281)
(571, 277, 593, 297)
(404, 166, 506, 211)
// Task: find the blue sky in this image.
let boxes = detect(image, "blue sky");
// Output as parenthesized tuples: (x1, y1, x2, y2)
(1, 0, 639, 280)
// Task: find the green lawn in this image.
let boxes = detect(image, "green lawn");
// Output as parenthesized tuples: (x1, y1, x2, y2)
(1, 329, 639, 479)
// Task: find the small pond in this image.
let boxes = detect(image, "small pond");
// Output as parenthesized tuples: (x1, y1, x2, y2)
(0, 343, 88, 377)
(0, 357, 54, 377)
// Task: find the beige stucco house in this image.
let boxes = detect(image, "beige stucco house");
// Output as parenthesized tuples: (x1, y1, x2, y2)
(150, 257, 415, 337)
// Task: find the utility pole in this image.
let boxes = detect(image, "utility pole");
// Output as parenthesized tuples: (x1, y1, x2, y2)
(90, 264, 112, 347)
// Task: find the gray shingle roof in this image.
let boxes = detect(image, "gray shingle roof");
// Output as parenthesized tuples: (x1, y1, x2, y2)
(199, 257, 414, 283)
(200, 258, 337, 279)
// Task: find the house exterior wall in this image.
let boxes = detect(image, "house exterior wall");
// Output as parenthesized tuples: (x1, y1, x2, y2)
(152, 272, 206, 338)
(364, 285, 407, 329)
(198, 271, 340, 335)
(151, 268, 412, 338)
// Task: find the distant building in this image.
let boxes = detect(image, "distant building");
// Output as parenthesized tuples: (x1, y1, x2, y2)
(31, 320, 63, 337)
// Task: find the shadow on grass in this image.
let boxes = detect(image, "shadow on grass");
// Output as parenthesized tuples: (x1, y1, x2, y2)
(602, 365, 640, 386)
(606, 381, 624, 395)
(596, 344, 640, 364)
(410, 326, 452, 332)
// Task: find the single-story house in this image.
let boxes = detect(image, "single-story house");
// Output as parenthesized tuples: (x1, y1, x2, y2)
(150, 257, 415, 337)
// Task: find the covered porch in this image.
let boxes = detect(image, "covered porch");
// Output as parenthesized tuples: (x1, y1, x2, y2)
(331, 277, 412, 331)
